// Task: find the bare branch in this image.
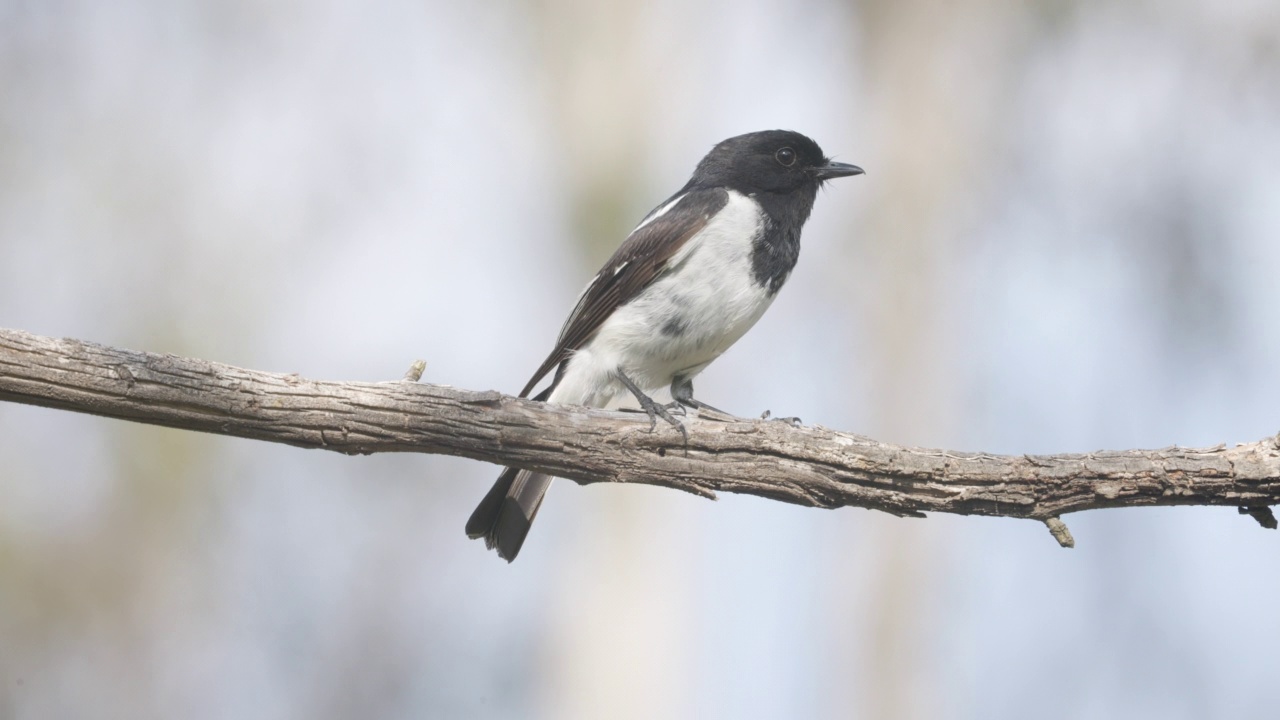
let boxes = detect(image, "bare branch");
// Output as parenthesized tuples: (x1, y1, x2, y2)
(2, 326, 1278, 542)
(402, 359, 426, 383)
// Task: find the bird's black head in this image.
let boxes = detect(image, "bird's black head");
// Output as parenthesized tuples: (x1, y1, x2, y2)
(688, 130, 863, 195)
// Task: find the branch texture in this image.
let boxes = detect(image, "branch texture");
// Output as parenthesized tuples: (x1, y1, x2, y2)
(2, 326, 1278, 544)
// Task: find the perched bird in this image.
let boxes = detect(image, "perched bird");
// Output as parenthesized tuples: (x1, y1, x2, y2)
(466, 129, 863, 561)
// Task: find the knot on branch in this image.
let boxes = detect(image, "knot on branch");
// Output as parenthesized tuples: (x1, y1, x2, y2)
(1043, 517, 1075, 548)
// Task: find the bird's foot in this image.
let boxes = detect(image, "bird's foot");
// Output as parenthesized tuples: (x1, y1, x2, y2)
(669, 379, 734, 420)
(637, 393, 687, 441)
(663, 400, 689, 417)
(673, 398, 735, 421)
(617, 371, 688, 442)
(760, 409, 802, 427)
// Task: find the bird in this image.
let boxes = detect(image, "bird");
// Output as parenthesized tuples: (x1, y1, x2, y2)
(466, 129, 863, 561)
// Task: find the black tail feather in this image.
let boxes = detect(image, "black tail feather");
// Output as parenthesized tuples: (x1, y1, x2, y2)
(466, 467, 554, 562)
(465, 381, 558, 561)
(465, 466, 519, 540)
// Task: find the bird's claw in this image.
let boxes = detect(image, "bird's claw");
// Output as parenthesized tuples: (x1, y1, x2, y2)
(663, 401, 689, 417)
(640, 395, 687, 442)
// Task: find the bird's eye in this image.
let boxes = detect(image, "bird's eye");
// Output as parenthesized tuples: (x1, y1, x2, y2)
(775, 147, 796, 167)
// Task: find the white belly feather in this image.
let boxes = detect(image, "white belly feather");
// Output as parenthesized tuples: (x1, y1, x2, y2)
(550, 190, 776, 408)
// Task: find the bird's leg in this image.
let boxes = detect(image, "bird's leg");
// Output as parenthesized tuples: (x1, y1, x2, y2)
(616, 369, 687, 442)
(668, 377, 734, 419)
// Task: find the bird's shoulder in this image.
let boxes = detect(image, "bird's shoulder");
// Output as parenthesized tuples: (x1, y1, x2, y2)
(608, 186, 731, 270)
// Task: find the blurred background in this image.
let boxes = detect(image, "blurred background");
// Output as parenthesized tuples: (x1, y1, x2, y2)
(1, 0, 1279, 717)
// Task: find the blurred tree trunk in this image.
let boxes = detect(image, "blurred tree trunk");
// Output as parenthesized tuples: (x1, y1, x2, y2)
(532, 2, 694, 717)
(842, 1, 1026, 717)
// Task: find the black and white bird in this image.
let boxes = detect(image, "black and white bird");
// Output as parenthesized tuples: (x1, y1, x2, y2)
(466, 130, 863, 561)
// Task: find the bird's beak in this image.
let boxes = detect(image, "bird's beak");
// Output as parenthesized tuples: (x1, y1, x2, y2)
(813, 160, 864, 180)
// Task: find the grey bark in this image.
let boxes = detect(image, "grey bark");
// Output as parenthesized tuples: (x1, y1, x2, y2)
(2, 326, 1277, 546)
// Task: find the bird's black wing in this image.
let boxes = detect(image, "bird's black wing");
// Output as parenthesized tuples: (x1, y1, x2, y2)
(517, 186, 730, 398)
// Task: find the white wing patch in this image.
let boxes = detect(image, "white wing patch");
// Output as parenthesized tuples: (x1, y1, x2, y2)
(556, 193, 687, 347)
(631, 192, 686, 233)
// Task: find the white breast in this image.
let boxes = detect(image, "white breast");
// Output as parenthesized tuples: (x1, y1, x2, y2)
(551, 190, 776, 407)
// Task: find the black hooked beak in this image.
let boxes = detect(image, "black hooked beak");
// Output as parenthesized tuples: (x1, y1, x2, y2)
(812, 160, 865, 180)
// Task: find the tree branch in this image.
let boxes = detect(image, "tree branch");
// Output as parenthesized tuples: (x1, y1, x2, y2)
(2, 326, 1277, 545)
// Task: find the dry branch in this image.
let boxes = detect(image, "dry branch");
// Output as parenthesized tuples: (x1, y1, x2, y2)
(1, 326, 1278, 546)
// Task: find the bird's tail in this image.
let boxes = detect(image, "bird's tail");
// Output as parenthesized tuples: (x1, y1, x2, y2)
(464, 467, 554, 562)
(465, 380, 564, 562)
